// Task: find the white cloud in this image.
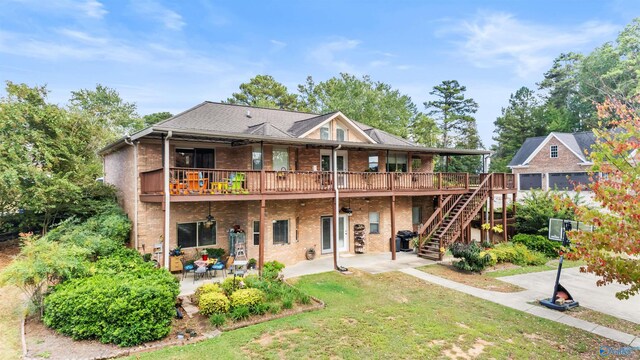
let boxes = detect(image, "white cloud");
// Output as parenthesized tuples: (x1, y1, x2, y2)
(131, 0, 185, 30)
(269, 39, 286, 52)
(308, 38, 361, 73)
(79, 0, 107, 18)
(443, 12, 618, 78)
(6, 0, 108, 19)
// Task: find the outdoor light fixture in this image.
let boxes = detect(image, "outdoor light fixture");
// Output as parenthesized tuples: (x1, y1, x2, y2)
(204, 202, 215, 228)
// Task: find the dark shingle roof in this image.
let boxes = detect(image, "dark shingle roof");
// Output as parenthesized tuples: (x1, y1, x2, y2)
(508, 132, 597, 167)
(154, 102, 415, 146)
(288, 112, 338, 137)
(508, 136, 546, 167)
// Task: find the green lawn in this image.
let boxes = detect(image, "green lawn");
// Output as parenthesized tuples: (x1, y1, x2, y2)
(131, 270, 620, 359)
(486, 260, 585, 278)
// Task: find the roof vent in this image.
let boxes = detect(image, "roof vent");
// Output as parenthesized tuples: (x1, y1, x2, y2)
(246, 110, 251, 118)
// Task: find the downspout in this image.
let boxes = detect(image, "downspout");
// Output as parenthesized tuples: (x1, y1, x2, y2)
(124, 137, 139, 252)
(163, 131, 173, 269)
(333, 144, 343, 271)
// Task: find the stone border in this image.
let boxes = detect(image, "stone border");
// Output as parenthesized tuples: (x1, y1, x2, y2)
(221, 296, 325, 332)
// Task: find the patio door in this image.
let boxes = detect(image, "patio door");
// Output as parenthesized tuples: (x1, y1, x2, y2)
(320, 150, 348, 188)
(320, 215, 349, 254)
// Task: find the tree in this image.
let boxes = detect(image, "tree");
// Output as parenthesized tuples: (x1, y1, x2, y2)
(70, 84, 141, 139)
(0, 82, 108, 232)
(142, 111, 173, 128)
(411, 112, 440, 147)
(226, 74, 304, 111)
(559, 96, 640, 300)
(298, 73, 418, 138)
(424, 80, 482, 172)
(490, 87, 548, 172)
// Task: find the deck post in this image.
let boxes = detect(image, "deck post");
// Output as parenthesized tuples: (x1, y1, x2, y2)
(465, 173, 470, 191)
(502, 194, 508, 242)
(258, 198, 265, 272)
(489, 193, 494, 234)
(162, 132, 172, 269)
(438, 173, 442, 190)
(390, 195, 396, 260)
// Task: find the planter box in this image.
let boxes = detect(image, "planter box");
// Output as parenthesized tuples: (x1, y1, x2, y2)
(169, 256, 184, 272)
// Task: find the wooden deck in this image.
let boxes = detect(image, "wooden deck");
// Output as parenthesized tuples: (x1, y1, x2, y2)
(139, 168, 516, 202)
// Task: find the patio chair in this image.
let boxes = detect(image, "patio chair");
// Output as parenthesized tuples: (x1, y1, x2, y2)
(208, 259, 226, 278)
(193, 262, 209, 283)
(230, 172, 249, 194)
(180, 257, 195, 280)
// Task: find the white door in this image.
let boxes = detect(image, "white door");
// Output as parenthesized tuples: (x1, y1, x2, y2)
(320, 215, 349, 254)
(320, 150, 348, 188)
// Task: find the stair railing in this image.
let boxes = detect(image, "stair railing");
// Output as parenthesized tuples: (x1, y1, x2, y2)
(417, 194, 456, 249)
(435, 174, 493, 253)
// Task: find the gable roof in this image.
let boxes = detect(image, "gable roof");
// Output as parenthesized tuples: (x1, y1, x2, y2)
(288, 112, 338, 137)
(508, 131, 596, 167)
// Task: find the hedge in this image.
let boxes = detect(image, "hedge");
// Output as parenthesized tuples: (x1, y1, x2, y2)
(43, 258, 178, 347)
(512, 233, 561, 257)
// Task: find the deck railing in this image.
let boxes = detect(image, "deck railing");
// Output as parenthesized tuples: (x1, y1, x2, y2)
(140, 168, 515, 196)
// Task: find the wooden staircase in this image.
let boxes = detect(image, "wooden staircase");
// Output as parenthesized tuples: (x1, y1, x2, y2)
(417, 174, 493, 261)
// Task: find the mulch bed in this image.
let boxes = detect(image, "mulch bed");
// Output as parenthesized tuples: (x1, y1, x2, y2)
(24, 296, 324, 360)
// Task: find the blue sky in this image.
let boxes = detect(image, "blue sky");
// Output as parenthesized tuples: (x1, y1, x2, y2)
(1, 0, 638, 146)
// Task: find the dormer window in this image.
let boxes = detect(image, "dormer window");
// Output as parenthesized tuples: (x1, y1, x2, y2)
(320, 125, 330, 140)
(550, 145, 558, 158)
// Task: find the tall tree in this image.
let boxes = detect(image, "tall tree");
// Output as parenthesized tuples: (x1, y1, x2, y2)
(142, 111, 173, 127)
(559, 96, 640, 299)
(490, 87, 548, 172)
(69, 84, 141, 140)
(297, 73, 418, 138)
(226, 74, 304, 111)
(410, 112, 440, 147)
(0, 82, 108, 232)
(424, 80, 481, 171)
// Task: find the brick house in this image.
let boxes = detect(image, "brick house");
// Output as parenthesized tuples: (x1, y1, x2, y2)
(101, 102, 516, 269)
(508, 132, 596, 191)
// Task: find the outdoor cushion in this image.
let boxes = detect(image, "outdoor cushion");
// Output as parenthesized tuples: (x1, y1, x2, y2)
(184, 264, 195, 271)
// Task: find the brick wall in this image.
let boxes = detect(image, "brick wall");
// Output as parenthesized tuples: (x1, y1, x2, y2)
(512, 137, 589, 190)
(103, 145, 135, 244)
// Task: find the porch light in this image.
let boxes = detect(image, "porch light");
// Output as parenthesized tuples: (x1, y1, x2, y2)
(204, 202, 215, 228)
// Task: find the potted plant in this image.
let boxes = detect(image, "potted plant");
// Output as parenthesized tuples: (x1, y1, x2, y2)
(410, 237, 420, 252)
(170, 246, 183, 257)
(201, 249, 208, 261)
(247, 258, 257, 269)
(206, 248, 225, 262)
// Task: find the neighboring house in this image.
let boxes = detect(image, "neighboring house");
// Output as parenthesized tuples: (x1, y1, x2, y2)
(508, 132, 596, 191)
(101, 102, 516, 269)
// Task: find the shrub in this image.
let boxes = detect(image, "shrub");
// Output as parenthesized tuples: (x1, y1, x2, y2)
(192, 283, 223, 306)
(487, 243, 548, 266)
(268, 303, 281, 314)
(229, 288, 265, 309)
(449, 242, 492, 273)
(298, 293, 311, 305)
(220, 277, 244, 296)
(43, 268, 179, 347)
(512, 234, 561, 257)
(282, 296, 294, 310)
(251, 302, 269, 316)
(229, 305, 250, 321)
(242, 274, 263, 288)
(262, 260, 285, 281)
(209, 313, 226, 328)
(515, 190, 577, 235)
(199, 292, 230, 316)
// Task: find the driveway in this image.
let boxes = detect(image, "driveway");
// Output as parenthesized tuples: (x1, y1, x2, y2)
(498, 267, 640, 324)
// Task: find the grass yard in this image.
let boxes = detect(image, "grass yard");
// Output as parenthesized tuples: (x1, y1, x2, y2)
(417, 263, 525, 292)
(486, 259, 585, 278)
(131, 270, 623, 359)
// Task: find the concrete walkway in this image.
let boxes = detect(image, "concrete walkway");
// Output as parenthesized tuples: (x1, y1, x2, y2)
(400, 268, 639, 347)
(497, 267, 640, 324)
(282, 251, 435, 278)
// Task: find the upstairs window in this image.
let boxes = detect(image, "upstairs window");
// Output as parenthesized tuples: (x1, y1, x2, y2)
(320, 126, 330, 140)
(336, 126, 346, 141)
(252, 145, 263, 170)
(273, 147, 289, 171)
(550, 145, 558, 158)
(368, 154, 379, 172)
(175, 148, 215, 169)
(387, 153, 408, 172)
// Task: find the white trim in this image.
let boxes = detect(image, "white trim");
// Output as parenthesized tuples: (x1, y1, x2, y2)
(521, 133, 586, 165)
(508, 165, 530, 169)
(298, 112, 376, 143)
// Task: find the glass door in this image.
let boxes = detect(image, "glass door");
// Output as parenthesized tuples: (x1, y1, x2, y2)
(321, 216, 332, 254)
